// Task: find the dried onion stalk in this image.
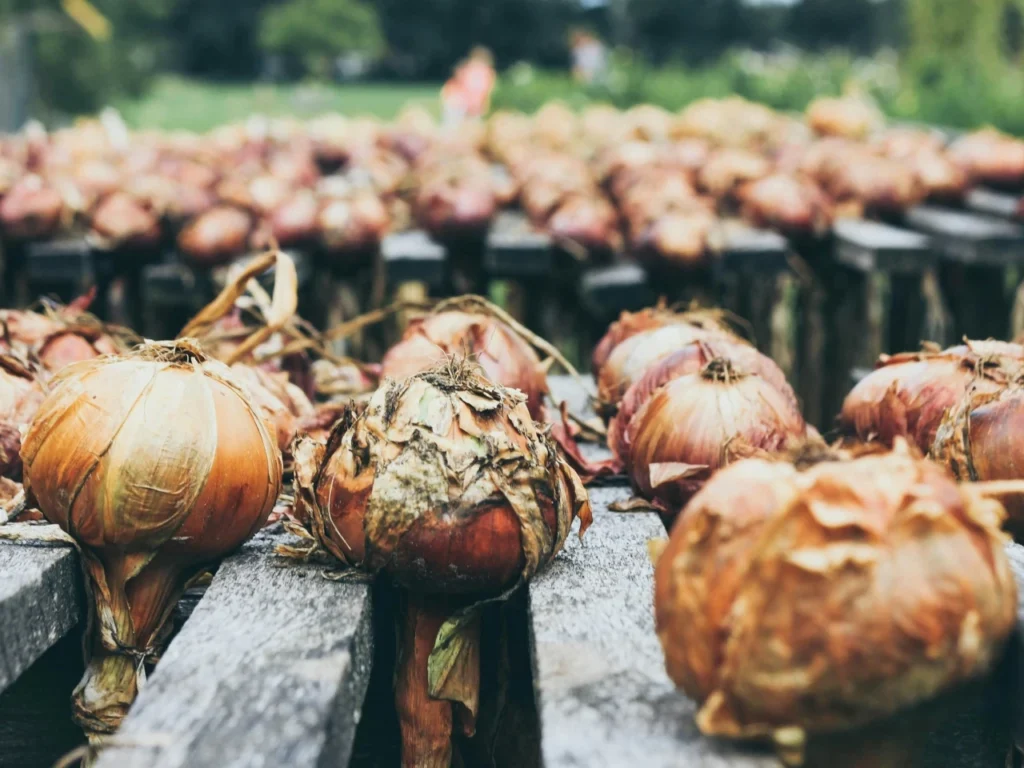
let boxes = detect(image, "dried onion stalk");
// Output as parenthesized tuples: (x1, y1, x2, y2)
(654, 443, 1016, 764)
(293, 361, 590, 767)
(22, 340, 282, 737)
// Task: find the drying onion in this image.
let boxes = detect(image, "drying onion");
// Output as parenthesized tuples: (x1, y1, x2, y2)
(230, 362, 314, 454)
(293, 361, 590, 767)
(178, 205, 253, 267)
(628, 358, 806, 519)
(89, 192, 162, 249)
(840, 342, 1024, 452)
(608, 339, 795, 465)
(596, 321, 739, 411)
(654, 444, 1015, 758)
(0, 355, 46, 478)
(381, 309, 549, 419)
(22, 340, 281, 737)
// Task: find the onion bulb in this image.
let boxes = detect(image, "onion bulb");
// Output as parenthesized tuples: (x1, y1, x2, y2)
(229, 363, 314, 454)
(0, 302, 132, 375)
(382, 310, 549, 419)
(22, 341, 282, 737)
(628, 358, 807, 519)
(293, 361, 590, 767)
(840, 341, 1024, 452)
(177, 205, 253, 267)
(0, 355, 46, 478)
(654, 444, 1015, 757)
(933, 371, 1024, 539)
(609, 339, 795, 465)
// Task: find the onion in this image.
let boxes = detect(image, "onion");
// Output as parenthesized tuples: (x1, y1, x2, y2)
(0, 175, 64, 240)
(0, 355, 46, 478)
(608, 339, 795, 465)
(293, 361, 590, 767)
(933, 372, 1024, 539)
(1, 303, 130, 375)
(654, 445, 1015, 754)
(90, 192, 162, 249)
(381, 310, 549, 419)
(596, 322, 738, 410)
(839, 342, 1024, 452)
(414, 175, 496, 240)
(229, 363, 314, 454)
(22, 340, 282, 736)
(267, 190, 319, 247)
(318, 192, 390, 255)
(592, 305, 734, 378)
(177, 205, 253, 267)
(546, 194, 619, 254)
(628, 358, 807, 518)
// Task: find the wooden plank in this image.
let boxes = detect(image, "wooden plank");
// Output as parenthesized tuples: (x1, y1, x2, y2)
(0, 542, 82, 695)
(833, 219, 932, 273)
(528, 486, 775, 768)
(578, 262, 655, 319)
(713, 222, 791, 273)
(381, 230, 446, 287)
(25, 237, 94, 288)
(966, 189, 1021, 221)
(905, 206, 1024, 265)
(96, 528, 373, 768)
(485, 211, 553, 277)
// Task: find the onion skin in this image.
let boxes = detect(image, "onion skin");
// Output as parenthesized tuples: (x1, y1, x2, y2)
(230, 363, 314, 454)
(655, 448, 1016, 741)
(933, 376, 1024, 539)
(840, 343, 1024, 452)
(609, 340, 796, 465)
(0, 176, 64, 240)
(90, 192, 162, 249)
(37, 329, 119, 374)
(22, 341, 281, 735)
(381, 311, 549, 420)
(0, 355, 46, 478)
(628, 361, 807, 516)
(178, 205, 253, 267)
(597, 323, 737, 410)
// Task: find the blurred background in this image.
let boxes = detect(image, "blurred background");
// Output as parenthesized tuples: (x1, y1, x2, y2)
(2, 0, 1022, 134)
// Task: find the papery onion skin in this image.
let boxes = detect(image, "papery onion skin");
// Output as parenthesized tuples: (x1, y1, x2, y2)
(628, 361, 806, 516)
(0, 355, 46, 478)
(37, 329, 120, 374)
(597, 323, 738, 410)
(22, 341, 282, 735)
(381, 311, 549, 420)
(840, 344, 1023, 452)
(655, 449, 1016, 740)
(609, 340, 795, 465)
(933, 376, 1024, 539)
(230, 363, 314, 454)
(295, 363, 590, 594)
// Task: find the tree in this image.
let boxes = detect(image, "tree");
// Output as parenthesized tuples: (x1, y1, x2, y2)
(259, 0, 383, 76)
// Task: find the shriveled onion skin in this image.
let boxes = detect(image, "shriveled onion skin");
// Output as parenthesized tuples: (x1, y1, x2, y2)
(294, 364, 591, 594)
(609, 340, 795, 465)
(934, 376, 1024, 538)
(655, 449, 1016, 739)
(628, 363, 806, 515)
(592, 307, 732, 376)
(840, 343, 1024, 452)
(381, 311, 549, 419)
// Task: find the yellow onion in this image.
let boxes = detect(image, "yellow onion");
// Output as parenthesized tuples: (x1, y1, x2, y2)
(628, 358, 806, 520)
(592, 305, 735, 380)
(654, 444, 1015, 759)
(0, 355, 46, 478)
(22, 340, 282, 737)
(608, 339, 795, 465)
(933, 371, 1024, 540)
(294, 361, 590, 767)
(840, 341, 1024, 452)
(596, 321, 739, 412)
(381, 310, 549, 419)
(229, 362, 314, 455)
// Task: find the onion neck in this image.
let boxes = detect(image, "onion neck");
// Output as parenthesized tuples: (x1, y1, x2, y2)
(700, 357, 745, 384)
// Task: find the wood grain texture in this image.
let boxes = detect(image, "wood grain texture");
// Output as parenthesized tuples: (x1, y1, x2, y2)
(0, 541, 82, 695)
(527, 486, 777, 768)
(95, 528, 373, 768)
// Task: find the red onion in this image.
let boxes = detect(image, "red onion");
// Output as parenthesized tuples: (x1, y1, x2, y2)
(0, 176, 64, 240)
(90, 192, 162, 249)
(178, 205, 253, 267)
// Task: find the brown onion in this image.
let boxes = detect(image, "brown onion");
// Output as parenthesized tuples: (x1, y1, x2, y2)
(178, 205, 253, 267)
(628, 358, 806, 518)
(267, 190, 319, 247)
(609, 339, 795, 465)
(839, 342, 1024, 452)
(90, 192, 162, 249)
(381, 310, 549, 419)
(230, 363, 314, 454)
(0, 355, 46, 478)
(0, 175, 65, 240)
(654, 445, 1015, 750)
(596, 322, 738, 410)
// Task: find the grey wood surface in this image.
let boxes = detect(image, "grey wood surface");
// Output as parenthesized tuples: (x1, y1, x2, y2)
(486, 211, 553, 277)
(382, 229, 447, 286)
(905, 206, 1024, 265)
(528, 486, 777, 768)
(0, 541, 82, 695)
(966, 189, 1021, 221)
(713, 222, 791, 273)
(833, 219, 932, 273)
(579, 263, 656, 318)
(95, 528, 373, 768)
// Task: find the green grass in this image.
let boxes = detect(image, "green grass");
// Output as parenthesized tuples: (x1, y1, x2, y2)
(113, 75, 442, 132)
